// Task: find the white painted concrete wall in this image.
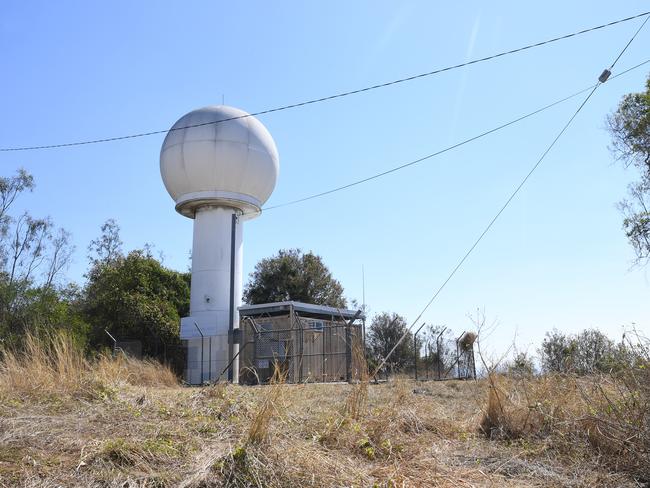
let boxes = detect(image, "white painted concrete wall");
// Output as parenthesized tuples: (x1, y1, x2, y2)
(182, 205, 242, 384)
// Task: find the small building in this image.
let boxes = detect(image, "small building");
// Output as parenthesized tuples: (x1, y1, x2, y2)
(238, 301, 365, 384)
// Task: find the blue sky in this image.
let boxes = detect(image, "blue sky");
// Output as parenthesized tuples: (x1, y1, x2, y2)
(1, 1, 649, 356)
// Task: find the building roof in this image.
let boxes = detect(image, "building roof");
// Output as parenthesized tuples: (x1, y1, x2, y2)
(238, 301, 364, 321)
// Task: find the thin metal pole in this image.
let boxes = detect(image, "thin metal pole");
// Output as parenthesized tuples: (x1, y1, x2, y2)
(414, 333, 418, 381)
(346, 320, 352, 383)
(435, 327, 446, 380)
(455, 331, 465, 380)
(437, 339, 441, 380)
(194, 322, 204, 385)
(425, 342, 429, 380)
(411, 322, 427, 381)
(104, 329, 117, 357)
(228, 213, 237, 382)
(218, 341, 252, 379)
(341, 310, 362, 383)
(471, 349, 477, 379)
(208, 336, 212, 382)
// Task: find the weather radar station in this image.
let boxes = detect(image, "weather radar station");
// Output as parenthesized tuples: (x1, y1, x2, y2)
(160, 105, 279, 384)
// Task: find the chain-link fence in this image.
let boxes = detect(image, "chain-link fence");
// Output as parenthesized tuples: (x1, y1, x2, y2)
(239, 313, 363, 384)
(411, 329, 477, 381)
(102, 332, 187, 378)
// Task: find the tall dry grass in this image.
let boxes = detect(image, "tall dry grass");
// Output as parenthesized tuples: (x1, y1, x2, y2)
(95, 353, 178, 387)
(0, 332, 177, 400)
(344, 342, 369, 420)
(481, 366, 650, 481)
(0, 332, 94, 398)
(246, 363, 287, 444)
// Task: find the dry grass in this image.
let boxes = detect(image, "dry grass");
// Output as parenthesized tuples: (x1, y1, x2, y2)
(0, 332, 177, 402)
(0, 332, 97, 399)
(344, 343, 369, 420)
(0, 336, 644, 487)
(480, 369, 650, 483)
(480, 373, 581, 439)
(95, 352, 179, 388)
(246, 364, 287, 444)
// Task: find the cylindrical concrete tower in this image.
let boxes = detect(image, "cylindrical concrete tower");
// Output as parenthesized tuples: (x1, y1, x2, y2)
(160, 105, 279, 384)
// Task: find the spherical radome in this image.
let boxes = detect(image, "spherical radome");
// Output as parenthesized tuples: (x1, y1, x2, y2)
(160, 105, 279, 218)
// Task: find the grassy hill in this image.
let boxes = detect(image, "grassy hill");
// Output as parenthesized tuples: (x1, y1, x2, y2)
(0, 335, 647, 487)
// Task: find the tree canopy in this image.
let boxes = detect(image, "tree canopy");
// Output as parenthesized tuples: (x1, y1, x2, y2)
(607, 74, 650, 265)
(0, 169, 80, 346)
(0, 173, 192, 357)
(539, 328, 630, 374)
(83, 246, 190, 355)
(366, 311, 414, 372)
(243, 249, 346, 308)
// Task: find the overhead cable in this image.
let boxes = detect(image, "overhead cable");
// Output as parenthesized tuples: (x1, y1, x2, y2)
(370, 15, 649, 378)
(1, 10, 648, 152)
(260, 58, 649, 213)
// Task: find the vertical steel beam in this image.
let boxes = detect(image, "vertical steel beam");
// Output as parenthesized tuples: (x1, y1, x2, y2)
(345, 320, 352, 383)
(228, 213, 236, 382)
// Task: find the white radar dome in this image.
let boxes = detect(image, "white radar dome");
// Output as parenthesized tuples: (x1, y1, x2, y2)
(160, 105, 279, 218)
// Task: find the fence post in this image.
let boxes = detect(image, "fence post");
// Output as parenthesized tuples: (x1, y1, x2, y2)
(345, 321, 352, 383)
(252, 329, 259, 384)
(343, 310, 362, 383)
(411, 322, 428, 382)
(208, 336, 212, 383)
(471, 348, 477, 379)
(435, 327, 447, 380)
(414, 333, 418, 381)
(424, 341, 431, 380)
(104, 329, 117, 358)
(194, 322, 204, 385)
(456, 340, 460, 379)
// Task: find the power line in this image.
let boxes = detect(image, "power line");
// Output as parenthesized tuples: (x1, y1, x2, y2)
(260, 58, 650, 213)
(1, 10, 648, 153)
(609, 12, 650, 69)
(370, 16, 649, 378)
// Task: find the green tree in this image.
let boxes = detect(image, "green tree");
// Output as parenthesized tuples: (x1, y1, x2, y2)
(540, 328, 620, 375)
(573, 329, 616, 374)
(539, 329, 574, 373)
(0, 169, 79, 346)
(87, 218, 122, 264)
(243, 249, 346, 307)
(366, 312, 414, 373)
(607, 74, 650, 265)
(11, 285, 89, 347)
(506, 352, 536, 378)
(83, 249, 190, 355)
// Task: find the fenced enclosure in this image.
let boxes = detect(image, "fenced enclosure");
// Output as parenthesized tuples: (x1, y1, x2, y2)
(239, 302, 364, 384)
(102, 329, 186, 377)
(412, 328, 477, 381)
(103, 307, 477, 385)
